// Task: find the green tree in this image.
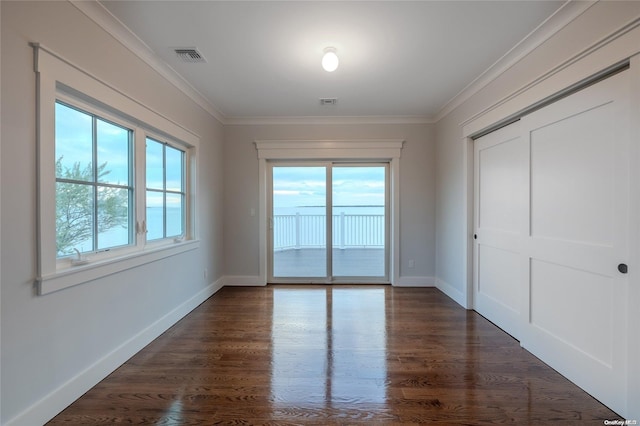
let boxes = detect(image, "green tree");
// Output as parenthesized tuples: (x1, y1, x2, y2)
(56, 157, 129, 255)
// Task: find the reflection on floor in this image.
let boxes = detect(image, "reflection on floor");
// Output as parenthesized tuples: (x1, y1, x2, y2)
(48, 286, 618, 424)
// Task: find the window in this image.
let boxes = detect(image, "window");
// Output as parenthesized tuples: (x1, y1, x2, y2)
(146, 138, 185, 240)
(55, 102, 134, 256)
(53, 96, 193, 260)
(35, 44, 199, 295)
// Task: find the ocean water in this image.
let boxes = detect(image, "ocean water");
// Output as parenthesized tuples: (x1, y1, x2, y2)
(60, 207, 182, 256)
(275, 205, 384, 216)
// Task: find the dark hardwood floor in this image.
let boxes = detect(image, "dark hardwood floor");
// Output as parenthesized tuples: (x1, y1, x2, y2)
(48, 285, 619, 425)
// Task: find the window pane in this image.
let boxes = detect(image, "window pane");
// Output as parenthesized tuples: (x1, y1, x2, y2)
(332, 166, 386, 277)
(165, 145, 184, 192)
(146, 190, 164, 240)
(56, 182, 94, 256)
(97, 119, 131, 185)
(97, 186, 131, 250)
(55, 102, 93, 182)
(146, 138, 164, 190)
(166, 193, 184, 237)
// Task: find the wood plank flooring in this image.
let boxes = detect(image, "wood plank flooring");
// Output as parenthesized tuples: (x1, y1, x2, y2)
(48, 286, 619, 425)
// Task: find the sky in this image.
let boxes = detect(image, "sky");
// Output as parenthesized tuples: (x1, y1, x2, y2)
(55, 101, 131, 185)
(272, 165, 386, 209)
(55, 102, 184, 208)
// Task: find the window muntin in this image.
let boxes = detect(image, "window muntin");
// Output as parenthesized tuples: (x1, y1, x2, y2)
(146, 138, 186, 241)
(55, 101, 133, 257)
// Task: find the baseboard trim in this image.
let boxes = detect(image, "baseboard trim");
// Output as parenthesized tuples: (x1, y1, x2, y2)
(6, 278, 224, 426)
(223, 275, 266, 286)
(394, 276, 435, 287)
(435, 277, 468, 309)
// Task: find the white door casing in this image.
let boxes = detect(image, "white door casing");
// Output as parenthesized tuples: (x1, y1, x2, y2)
(255, 140, 403, 285)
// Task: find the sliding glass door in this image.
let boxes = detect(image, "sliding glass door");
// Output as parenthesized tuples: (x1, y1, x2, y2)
(332, 165, 386, 277)
(272, 166, 327, 278)
(269, 162, 388, 283)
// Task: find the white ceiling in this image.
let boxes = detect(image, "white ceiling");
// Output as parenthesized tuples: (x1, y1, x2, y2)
(99, 1, 567, 122)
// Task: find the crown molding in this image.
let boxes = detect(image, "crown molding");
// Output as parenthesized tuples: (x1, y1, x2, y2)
(225, 115, 434, 126)
(461, 14, 640, 137)
(70, 0, 227, 124)
(435, 0, 597, 122)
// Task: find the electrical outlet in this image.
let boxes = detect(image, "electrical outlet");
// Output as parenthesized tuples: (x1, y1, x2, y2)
(204, 268, 208, 279)
(408, 259, 415, 268)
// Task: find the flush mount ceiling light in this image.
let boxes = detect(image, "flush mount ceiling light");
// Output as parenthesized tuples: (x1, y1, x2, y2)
(322, 47, 339, 72)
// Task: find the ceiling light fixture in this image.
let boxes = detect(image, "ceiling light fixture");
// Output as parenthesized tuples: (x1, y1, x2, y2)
(322, 47, 339, 72)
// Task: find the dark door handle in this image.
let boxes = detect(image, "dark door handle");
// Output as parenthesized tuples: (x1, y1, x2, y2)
(473, 234, 477, 240)
(618, 263, 628, 274)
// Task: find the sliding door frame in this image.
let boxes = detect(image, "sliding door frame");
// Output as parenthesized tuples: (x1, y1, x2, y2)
(255, 139, 404, 286)
(267, 161, 330, 283)
(331, 162, 390, 282)
(267, 161, 390, 283)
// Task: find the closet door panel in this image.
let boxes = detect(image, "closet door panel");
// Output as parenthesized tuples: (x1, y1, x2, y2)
(473, 121, 525, 340)
(521, 70, 630, 416)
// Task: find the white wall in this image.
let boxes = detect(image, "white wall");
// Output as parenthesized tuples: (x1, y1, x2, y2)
(223, 123, 436, 283)
(434, 0, 640, 418)
(0, 2, 224, 424)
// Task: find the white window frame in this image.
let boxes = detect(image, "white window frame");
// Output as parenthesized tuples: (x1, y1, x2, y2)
(34, 43, 199, 295)
(54, 95, 136, 258)
(144, 135, 188, 245)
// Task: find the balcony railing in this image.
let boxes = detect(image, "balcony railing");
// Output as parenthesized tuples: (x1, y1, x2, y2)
(273, 213, 384, 251)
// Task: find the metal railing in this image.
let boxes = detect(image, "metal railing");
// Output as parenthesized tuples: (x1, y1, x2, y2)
(273, 213, 384, 251)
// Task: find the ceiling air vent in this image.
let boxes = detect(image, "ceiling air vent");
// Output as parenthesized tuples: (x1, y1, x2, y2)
(320, 98, 338, 106)
(175, 48, 207, 63)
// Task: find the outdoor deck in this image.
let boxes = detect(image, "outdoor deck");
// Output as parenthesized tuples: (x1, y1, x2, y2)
(273, 247, 385, 278)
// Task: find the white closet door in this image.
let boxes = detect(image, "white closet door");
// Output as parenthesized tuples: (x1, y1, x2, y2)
(521, 70, 630, 416)
(473, 122, 525, 339)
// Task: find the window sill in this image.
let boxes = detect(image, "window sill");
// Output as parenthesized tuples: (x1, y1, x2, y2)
(37, 240, 200, 295)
